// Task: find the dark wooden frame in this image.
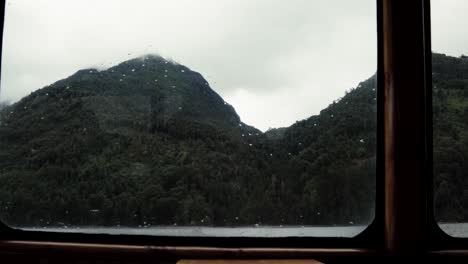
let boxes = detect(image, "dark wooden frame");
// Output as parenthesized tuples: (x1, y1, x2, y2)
(0, 0, 467, 261)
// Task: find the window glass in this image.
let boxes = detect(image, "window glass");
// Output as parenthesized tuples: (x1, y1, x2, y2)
(432, 0, 468, 237)
(0, 0, 376, 237)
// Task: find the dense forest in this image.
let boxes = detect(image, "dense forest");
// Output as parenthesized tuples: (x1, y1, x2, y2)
(0, 53, 463, 228)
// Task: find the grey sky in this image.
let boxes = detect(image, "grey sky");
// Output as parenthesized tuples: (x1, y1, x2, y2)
(0, 0, 463, 131)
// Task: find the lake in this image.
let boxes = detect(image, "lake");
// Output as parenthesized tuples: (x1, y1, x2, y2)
(23, 225, 367, 237)
(22, 223, 468, 238)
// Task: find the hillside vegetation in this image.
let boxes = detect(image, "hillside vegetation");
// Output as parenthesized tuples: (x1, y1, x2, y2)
(0, 53, 463, 227)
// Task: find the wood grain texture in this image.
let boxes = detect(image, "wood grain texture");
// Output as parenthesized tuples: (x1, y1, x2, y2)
(178, 260, 323, 264)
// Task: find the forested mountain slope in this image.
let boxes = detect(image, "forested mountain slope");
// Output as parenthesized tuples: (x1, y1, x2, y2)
(0, 53, 463, 227)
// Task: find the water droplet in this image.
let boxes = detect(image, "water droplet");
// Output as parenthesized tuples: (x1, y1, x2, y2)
(372, 88, 376, 91)
(270, 153, 273, 157)
(154, 79, 158, 82)
(249, 144, 253, 147)
(359, 139, 365, 143)
(314, 123, 317, 126)
(131, 69, 135, 72)
(242, 134, 245, 137)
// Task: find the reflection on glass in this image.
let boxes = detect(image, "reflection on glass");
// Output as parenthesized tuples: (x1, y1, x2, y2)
(0, 0, 376, 237)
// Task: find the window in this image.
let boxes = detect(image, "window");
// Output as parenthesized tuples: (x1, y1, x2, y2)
(0, 0, 377, 238)
(3, 0, 468, 261)
(432, 0, 468, 238)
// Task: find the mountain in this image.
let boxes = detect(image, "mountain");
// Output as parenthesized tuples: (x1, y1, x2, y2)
(432, 53, 468, 222)
(0, 53, 463, 228)
(0, 102, 8, 111)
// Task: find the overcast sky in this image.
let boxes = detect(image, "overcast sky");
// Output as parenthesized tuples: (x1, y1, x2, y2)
(0, 0, 465, 131)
